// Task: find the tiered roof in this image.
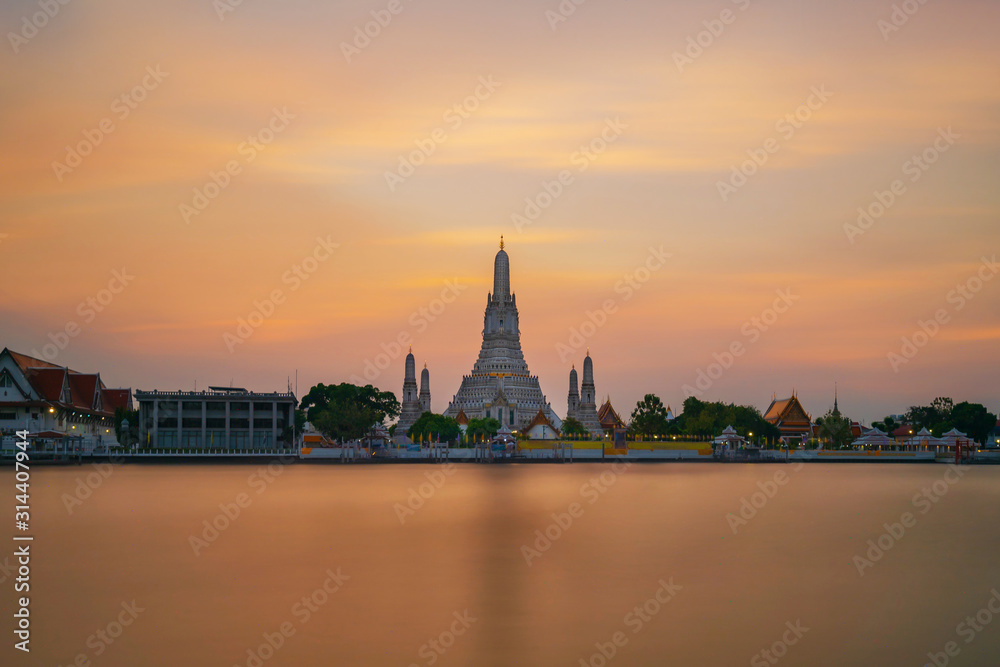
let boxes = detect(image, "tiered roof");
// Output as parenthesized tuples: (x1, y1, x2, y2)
(597, 398, 624, 430)
(1, 348, 130, 416)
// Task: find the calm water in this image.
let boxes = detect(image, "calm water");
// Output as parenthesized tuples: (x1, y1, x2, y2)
(5, 462, 1000, 666)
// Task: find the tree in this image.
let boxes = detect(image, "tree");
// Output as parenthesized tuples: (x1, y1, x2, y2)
(872, 415, 898, 433)
(950, 402, 997, 445)
(675, 396, 780, 443)
(467, 417, 500, 442)
(301, 382, 400, 443)
(902, 398, 996, 444)
(630, 394, 670, 438)
(113, 407, 139, 447)
(817, 409, 853, 449)
(407, 412, 461, 444)
(905, 397, 954, 431)
(560, 417, 589, 440)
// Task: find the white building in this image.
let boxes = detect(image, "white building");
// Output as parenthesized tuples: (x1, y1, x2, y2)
(0, 347, 131, 447)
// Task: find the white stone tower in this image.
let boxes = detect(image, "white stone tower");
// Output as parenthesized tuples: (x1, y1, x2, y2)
(419, 362, 431, 413)
(567, 364, 580, 415)
(396, 347, 423, 439)
(444, 237, 561, 431)
(574, 350, 603, 436)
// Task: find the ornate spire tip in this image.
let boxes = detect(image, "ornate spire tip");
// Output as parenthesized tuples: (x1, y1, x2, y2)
(499, 234, 504, 250)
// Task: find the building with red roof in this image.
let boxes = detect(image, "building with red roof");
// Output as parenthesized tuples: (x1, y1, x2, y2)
(0, 347, 131, 445)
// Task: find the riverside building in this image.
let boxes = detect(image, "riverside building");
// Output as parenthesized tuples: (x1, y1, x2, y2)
(134, 386, 296, 449)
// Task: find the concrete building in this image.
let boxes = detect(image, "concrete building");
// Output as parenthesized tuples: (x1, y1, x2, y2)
(444, 238, 561, 432)
(134, 386, 296, 449)
(0, 348, 131, 446)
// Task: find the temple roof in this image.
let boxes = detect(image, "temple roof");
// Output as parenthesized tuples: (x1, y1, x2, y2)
(2, 347, 128, 417)
(597, 398, 624, 429)
(454, 408, 469, 425)
(525, 407, 558, 433)
(763, 395, 811, 425)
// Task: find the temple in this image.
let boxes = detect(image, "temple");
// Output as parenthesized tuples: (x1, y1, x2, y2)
(444, 238, 561, 431)
(763, 392, 812, 443)
(565, 351, 603, 437)
(597, 398, 625, 435)
(395, 347, 425, 441)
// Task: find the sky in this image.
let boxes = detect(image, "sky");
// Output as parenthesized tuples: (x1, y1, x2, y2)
(1, 0, 998, 424)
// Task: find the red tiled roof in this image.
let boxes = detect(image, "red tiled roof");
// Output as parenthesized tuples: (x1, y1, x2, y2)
(24, 367, 67, 401)
(68, 373, 100, 410)
(102, 388, 132, 412)
(3, 349, 122, 417)
(6, 349, 63, 372)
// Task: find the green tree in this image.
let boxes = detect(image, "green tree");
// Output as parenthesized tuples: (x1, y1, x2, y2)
(301, 382, 400, 443)
(467, 417, 501, 442)
(560, 417, 589, 440)
(817, 409, 853, 449)
(950, 402, 997, 445)
(630, 394, 670, 438)
(407, 412, 461, 444)
(905, 397, 954, 431)
(675, 396, 779, 443)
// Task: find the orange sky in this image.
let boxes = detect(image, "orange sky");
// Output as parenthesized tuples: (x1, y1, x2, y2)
(1, 0, 998, 423)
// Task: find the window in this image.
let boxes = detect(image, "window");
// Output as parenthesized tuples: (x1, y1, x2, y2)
(0, 375, 13, 388)
(0, 411, 16, 420)
(509, 409, 514, 425)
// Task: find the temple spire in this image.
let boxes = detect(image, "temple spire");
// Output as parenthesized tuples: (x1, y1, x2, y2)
(493, 239, 510, 299)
